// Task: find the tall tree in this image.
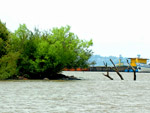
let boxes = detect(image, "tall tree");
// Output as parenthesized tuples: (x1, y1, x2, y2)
(0, 20, 10, 58)
(1, 24, 93, 79)
(0, 20, 20, 80)
(12, 25, 93, 79)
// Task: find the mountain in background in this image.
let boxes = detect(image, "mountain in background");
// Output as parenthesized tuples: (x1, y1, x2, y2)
(89, 55, 128, 66)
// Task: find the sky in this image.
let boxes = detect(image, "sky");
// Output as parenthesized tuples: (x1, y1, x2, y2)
(0, 0, 150, 58)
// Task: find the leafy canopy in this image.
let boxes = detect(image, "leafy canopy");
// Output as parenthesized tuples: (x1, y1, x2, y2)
(0, 22, 93, 79)
(0, 20, 10, 58)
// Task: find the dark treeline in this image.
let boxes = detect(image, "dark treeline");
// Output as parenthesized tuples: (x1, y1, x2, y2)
(0, 20, 93, 80)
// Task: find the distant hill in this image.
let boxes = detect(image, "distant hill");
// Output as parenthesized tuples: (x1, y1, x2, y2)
(89, 55, 128, 66)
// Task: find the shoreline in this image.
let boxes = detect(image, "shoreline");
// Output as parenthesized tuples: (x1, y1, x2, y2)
(3, 73, 81, 81)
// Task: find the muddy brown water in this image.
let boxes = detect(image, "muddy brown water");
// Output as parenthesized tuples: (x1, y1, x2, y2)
(0, 71, 150, 113)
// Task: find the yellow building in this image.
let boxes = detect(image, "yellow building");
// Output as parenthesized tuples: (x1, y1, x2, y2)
(128, 58, 148, 67)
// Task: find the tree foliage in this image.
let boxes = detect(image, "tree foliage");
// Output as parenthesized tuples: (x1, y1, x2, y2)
(0, 22, 93, 79)
(0, 20, 10, 58)
(0, 20, 19, 79)
(0, 52, 20, 79)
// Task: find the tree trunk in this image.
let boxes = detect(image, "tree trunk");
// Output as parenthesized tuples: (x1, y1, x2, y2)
(102, 61, 113, 80)
(110, 59, 124, 80)
(127, 59, 136, 81)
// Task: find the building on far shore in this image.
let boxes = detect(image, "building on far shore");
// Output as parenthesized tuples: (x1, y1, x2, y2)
(128, 55, 148, 67)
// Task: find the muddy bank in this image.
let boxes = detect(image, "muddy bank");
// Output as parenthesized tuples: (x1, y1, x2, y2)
(17, 74, 81, 80)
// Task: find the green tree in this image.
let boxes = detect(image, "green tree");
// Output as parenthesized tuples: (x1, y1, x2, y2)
(0, 20, 10, 58)
(8, 24, 93, 79)
(10, 24, 37, 78)
(0, 20, 20, 79)
(0, 52, 20, 80)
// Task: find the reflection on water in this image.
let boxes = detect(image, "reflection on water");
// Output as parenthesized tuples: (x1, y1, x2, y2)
(0, 72, 150, 113)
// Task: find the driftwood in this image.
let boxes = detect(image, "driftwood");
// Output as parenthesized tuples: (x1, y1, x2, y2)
(110, 59, 124, 80)
(127, 59, 136, 81)
(102, 61, 113, 80)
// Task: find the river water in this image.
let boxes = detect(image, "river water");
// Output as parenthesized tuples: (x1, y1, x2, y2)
(0, 71, 150, 113)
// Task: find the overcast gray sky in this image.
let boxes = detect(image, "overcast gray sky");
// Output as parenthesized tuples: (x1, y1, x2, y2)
(1, 0, 150, 58)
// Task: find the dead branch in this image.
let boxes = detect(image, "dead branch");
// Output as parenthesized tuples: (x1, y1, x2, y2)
(102, 73, 113, 80)
(110, 59, 124, 80)
(127, 59, 136, 81)
(102, 61, 113, 80)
